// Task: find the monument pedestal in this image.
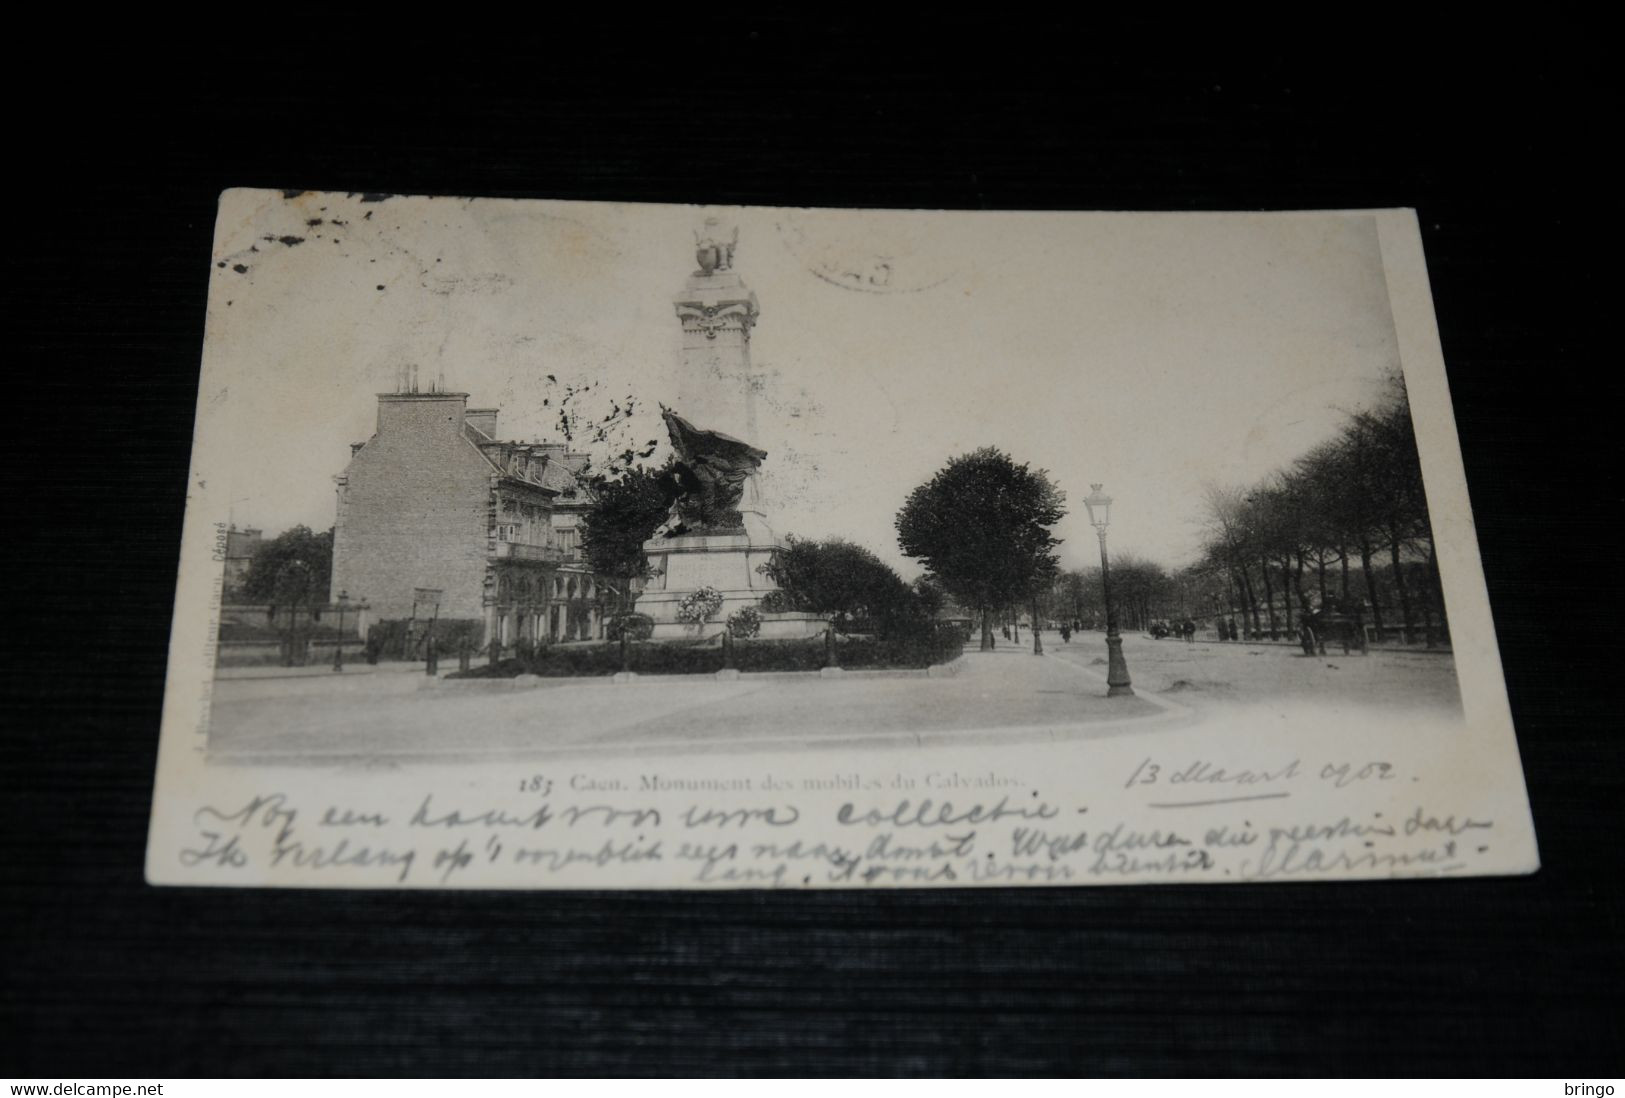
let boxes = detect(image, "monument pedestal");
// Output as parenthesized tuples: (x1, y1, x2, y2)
(639, 530, 824, 641)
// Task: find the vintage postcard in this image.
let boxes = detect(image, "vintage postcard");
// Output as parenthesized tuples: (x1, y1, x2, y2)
(145, 190, 1538, 889)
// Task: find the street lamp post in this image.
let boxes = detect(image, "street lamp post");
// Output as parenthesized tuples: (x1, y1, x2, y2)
(332, 589, 349, 672)
(1083, 484, 1134, 697)
(276, 558, 312, 667)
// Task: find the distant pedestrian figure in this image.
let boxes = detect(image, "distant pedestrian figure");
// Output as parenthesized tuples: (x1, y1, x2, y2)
(425, 634, 438, 676)
(1298, 619, 1318, 657)
(1182, 619, 1196, 643)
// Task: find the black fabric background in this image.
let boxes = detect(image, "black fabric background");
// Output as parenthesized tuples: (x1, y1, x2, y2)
(5, 21, 1619, 1077)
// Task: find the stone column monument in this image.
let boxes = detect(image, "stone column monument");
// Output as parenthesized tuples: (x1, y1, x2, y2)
(637, 218, 823, 641)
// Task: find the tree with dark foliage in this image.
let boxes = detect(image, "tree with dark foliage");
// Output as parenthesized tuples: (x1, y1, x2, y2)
(580, 461, 682, 612)
(759, 536, 923, 636)
(241, 525, 333, 605)
(895, 447, 1065, 652)
(911, 575, 948, 621)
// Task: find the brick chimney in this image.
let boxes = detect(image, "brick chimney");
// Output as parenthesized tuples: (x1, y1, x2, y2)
(374, 390, 470, 438)
(465, 408, 499, 439)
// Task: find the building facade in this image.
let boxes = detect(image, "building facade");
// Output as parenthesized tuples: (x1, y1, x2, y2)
(330, 386, 608, 650)
(221, 525, 262, 597)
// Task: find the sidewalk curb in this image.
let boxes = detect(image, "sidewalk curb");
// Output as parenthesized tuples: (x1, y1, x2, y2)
(1046, 651, 1195, 719)
(216, 662, 432, 683)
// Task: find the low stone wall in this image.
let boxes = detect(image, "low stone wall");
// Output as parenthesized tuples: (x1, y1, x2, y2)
(216, 637, 369, 667)
(220, 604, 277, 631)
(646, 610, 826, 641)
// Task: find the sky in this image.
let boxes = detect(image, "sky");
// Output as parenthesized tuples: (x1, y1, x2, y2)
(199, 191, 1403, 575)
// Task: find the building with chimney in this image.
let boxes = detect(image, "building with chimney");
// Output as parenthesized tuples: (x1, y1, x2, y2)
(221, 525, 263, 598)
(329, 377, 608, 650)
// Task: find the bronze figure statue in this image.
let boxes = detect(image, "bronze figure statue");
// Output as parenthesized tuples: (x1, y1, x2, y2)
(654, 406, 765, 535)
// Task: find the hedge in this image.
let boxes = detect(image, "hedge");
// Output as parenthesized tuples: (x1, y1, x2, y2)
(447, 624, 964, 680)
(606, 613, 655, 642)
(828, 623, 965, 669)
(452, 641, 716, 679)
(366, 618, 484, 660)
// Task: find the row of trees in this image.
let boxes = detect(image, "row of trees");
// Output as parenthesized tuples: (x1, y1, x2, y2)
(1193, 374, 1446, 644)
(1044, 556, 1190, 633)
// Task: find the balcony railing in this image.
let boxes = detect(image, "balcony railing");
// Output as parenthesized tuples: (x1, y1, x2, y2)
(494, 541, 563, 563)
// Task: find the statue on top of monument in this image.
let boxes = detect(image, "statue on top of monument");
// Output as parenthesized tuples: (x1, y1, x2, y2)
(693, 216, 738, 275)
(653, 406, 765, 536)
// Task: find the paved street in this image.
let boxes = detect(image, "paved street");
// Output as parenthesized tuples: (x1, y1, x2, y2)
(1046, 631, 1463, 715)
(204, 632, 1460, 765)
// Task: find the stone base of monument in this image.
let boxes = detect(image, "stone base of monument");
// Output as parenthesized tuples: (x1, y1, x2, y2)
(639, 531, 827, 641)
(750, 610, 833, 640)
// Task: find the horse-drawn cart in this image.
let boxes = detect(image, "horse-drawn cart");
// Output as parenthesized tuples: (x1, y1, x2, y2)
(1301, 610, 1368, 656)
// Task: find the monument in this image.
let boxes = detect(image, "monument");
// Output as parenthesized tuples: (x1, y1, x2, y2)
(636, 218, 824, 640)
